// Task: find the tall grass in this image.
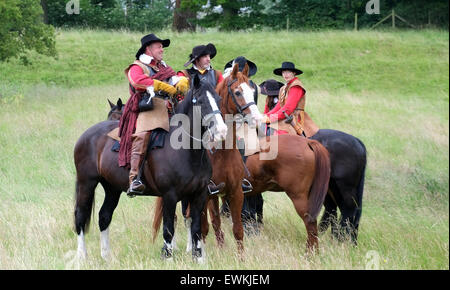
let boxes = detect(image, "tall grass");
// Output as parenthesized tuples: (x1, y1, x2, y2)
(0, 29, 448, 269)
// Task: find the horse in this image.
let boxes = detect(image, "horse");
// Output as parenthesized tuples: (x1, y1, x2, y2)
(154, 63, 332, 252)
(224, 128, 367, 244)
(107, 98, 123, 121)
(73, 74, 227, 262)
(312, 129, 366, 243)
(152, 63, 263, 256)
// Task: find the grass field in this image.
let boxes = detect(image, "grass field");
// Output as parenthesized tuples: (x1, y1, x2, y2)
(0, 29, 448, 270)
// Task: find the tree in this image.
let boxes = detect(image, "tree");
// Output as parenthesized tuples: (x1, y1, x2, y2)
(173, 0, 196, 32)
(0, 0, 56, 63)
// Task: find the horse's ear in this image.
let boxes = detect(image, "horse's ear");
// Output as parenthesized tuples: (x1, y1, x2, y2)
(242, 63, 249, 77)
(108, 99, 114, 109)
(117, 98, 123, 108)
(231, 63, 239, 79)
(193, 73, 200, 89)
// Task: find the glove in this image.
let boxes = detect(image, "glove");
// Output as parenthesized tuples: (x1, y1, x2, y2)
(152, 79, 177, 97)
(175, 77, 189, 95)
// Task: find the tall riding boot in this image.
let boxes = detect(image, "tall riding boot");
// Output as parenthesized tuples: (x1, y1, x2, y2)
(127, 131, 151, 197)
(238, 140, 253, 194)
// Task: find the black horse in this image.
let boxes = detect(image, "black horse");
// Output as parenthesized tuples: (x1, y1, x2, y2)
(312, 129, 366, 243)
(73, 75, 227, 262)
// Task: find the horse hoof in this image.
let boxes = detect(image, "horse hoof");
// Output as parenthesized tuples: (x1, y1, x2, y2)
(192, 247, 205, 264)
(161, 244, 173, 260)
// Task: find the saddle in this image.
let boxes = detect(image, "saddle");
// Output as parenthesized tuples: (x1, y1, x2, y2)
(107, 127, 166, 153)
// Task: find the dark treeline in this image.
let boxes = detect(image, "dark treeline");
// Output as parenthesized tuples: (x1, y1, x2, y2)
(42, 0, 448, 31)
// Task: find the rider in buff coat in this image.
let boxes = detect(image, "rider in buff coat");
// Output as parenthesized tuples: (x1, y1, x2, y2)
(119, 33, 189, 197)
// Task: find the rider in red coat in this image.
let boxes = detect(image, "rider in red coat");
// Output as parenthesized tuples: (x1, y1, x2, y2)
(263, 62, 306, 135)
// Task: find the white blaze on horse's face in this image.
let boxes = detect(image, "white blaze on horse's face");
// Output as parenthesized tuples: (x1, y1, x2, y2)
(206, 91, 228, 142)
(240, 83, 264, 124)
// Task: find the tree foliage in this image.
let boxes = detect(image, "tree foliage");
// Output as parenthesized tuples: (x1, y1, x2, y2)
(45, 0, 172, 31)
(0, 0, 56, 63)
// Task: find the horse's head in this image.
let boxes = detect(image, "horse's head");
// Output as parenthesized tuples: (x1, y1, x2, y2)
(186, 74, 228, 142)
(107, 98, 123, 121)
(220, 63, 264, 125)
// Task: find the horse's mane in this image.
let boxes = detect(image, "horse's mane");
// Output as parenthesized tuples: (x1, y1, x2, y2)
(175, 79, 218, 115)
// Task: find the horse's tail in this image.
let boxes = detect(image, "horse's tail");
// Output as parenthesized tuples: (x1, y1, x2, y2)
(152, 196, 164, 243)
(353, 138, 367, 230)
(74, 180, 95, 234)
(306, 139, 331, 223)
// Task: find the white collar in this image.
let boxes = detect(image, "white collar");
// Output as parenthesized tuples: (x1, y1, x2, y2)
(139, 54, 166, 67)
(193, 64, 211, 71)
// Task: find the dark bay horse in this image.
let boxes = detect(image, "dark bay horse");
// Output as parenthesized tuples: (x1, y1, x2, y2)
(152, 63, 263, 255)
(74, 75, 227, 262)
(154, 64, 332, 252)
(107, 98, 123, 121)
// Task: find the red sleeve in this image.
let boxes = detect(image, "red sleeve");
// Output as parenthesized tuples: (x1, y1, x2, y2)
(267, 86, 304, 123)
(216, 71, 224, 84)
(266, 101, 280, 116)
(127, 65, 154, 91)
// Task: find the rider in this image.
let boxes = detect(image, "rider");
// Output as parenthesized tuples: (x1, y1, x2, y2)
(119, 33, 189, 197)
(263, 61, 319, 137)
(260, 79, 284, 113)
(177, 43, 224, 85)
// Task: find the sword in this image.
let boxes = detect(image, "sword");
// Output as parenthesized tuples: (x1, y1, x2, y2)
(282, 110, 304, 136)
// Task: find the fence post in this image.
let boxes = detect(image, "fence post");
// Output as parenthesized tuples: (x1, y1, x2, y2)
(355, 13, 358, 31)
(392, 9, 395, 28)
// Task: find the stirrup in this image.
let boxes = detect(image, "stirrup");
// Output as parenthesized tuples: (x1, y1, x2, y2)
(242, 178, 253, 194)
(127, 179, 146, 198)
(208, 180, 225, 195)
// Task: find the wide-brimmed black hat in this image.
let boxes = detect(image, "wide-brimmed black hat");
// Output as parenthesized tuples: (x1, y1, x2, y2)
(273, 62, 303, 76)
(135, 33, 170, 59)
(259, 79, 284, 96)
(224, 56, 257, 77)
(183, 43, 217, 67)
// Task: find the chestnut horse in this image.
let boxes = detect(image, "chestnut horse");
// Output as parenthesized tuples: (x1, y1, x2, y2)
(225, 128, 367, 244)
(73, 75, 227, 262)
(153, 64, 331, 252)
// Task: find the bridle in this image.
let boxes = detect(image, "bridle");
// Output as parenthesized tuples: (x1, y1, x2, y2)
(179, 87, 223, 147)
(227, 78, 256, 116)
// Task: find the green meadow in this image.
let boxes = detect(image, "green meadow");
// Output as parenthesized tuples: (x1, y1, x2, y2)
(0, 29, 448, 269)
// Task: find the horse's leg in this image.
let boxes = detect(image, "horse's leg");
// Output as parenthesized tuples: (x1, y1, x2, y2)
(74, 177, 98, 259)
(208, 195, 225, 247)
(255, 193, 264, 230)
(98, 180, 122, 261)
(161, 193, 177, 260)
(287, 191, 319, 252)
(190, 191, 208, 263)
(242, 195, 260, 235)
(339, 200, 359, 245)
(334, 181, 359, 245)
(182, 198, 192, 252)
(220, 197, 231, 218)
(318, 193, 338, 235)
(228, 187, 245, 255)
(201, 198, 210, 244)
